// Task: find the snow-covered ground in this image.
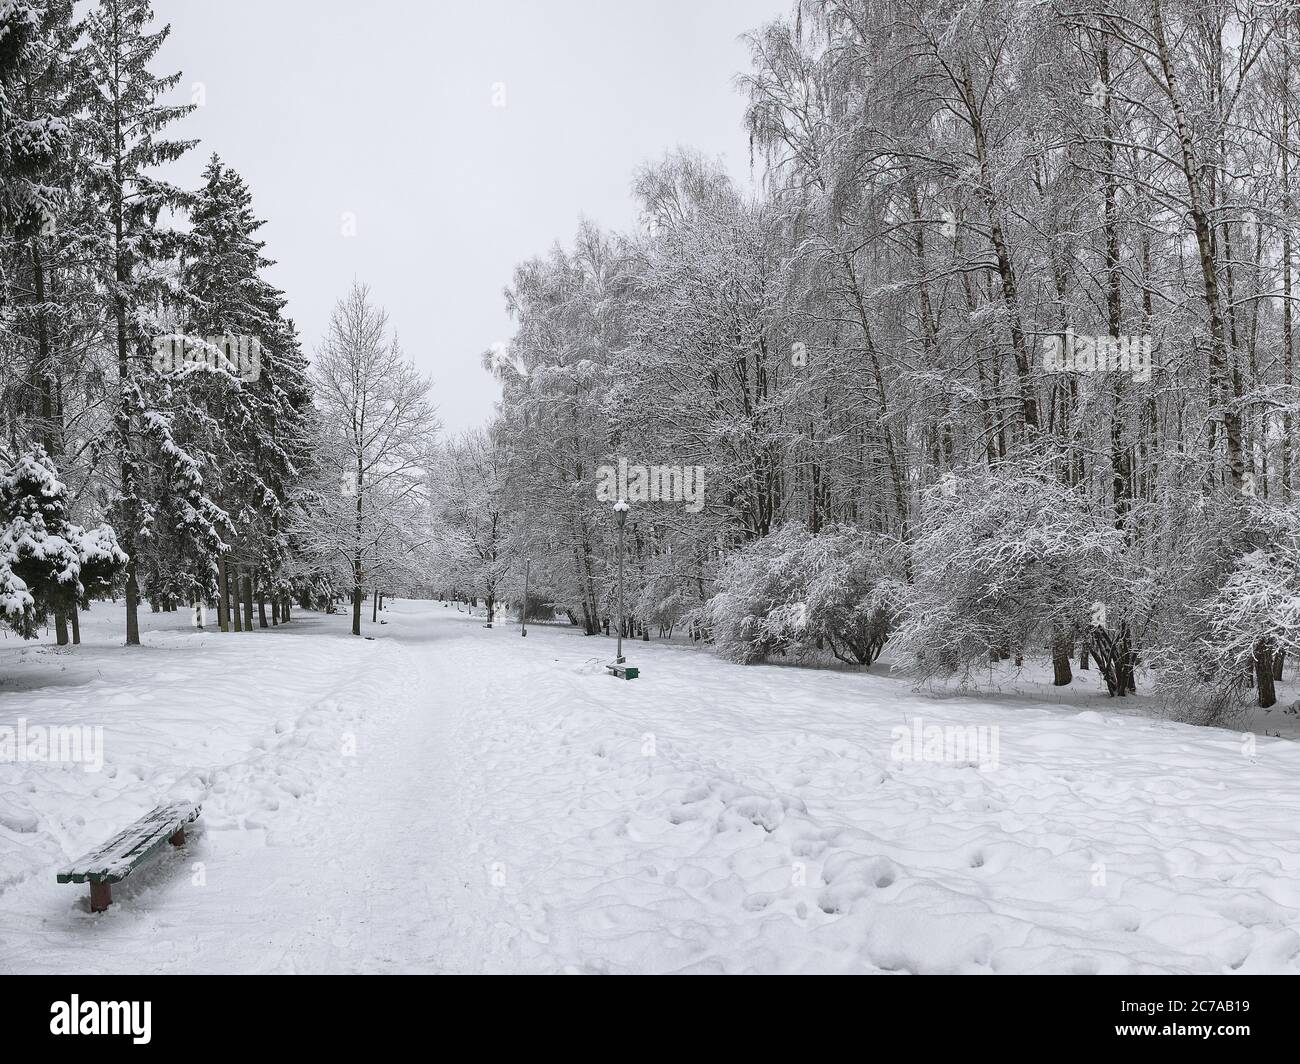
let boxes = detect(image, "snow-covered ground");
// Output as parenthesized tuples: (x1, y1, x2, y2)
(2, 599, 1299, 974)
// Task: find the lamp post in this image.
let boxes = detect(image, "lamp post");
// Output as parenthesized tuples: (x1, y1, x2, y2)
(614, 499, 629, 663)
(519, 408, 531, 638)
(520, 558, 529, 637)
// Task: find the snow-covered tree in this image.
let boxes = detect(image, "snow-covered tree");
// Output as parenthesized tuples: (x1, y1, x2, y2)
(82, 0, 207, 646)
(429, 427, 512, 625)
(893, 470, 1128, 688)
(176, 154, 314, 630)
(0, 0, 64, 242)
(705, 522, 902, 666)
(488, 222, 625, 635)
(0, 446, 125, 639)
(1152, 498, 1300, 721)
(300, 282, 436, 636)
(0, 0, 102, 643)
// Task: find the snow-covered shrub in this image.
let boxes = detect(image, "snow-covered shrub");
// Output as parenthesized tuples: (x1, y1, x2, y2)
(893, 470, 1124, 683)
(1151, 498, 1300, 721)
(0, 448, 127, 638)
(802, 526, 904, 665)
(635, 554, 697, 637)
(705, 525, 807, 663)
(705, 523, 901, 665)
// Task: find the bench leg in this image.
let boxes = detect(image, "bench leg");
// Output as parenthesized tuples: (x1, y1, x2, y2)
(89, 881, 112, 913)
(169, 827, 185, 847)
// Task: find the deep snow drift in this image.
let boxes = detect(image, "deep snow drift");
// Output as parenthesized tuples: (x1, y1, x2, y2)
(2, 600, 1299, 973)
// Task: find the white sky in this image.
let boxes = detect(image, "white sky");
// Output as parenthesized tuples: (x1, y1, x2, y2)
(154, 0, 790, 432)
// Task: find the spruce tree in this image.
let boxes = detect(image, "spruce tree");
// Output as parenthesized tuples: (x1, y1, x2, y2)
(82, 0, 218, 644)
(3, 0, 97, 643)
(0, 446, 126, 639)
(0, 0, 62, 242)
(179, 155, 315, 629)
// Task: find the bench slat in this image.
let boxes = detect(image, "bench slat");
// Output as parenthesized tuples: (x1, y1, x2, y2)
(56, 802, 201, 885)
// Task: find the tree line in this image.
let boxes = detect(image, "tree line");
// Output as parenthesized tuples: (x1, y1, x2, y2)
(441, 0, 1300, 724)
(1, 0, 437, 648)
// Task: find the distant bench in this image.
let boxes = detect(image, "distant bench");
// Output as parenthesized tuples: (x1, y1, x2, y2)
(57, 802, 201, 912)
(606, 663, 638, 680)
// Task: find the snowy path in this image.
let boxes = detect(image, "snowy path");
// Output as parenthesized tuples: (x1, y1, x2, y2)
(3, 600, 1300, 973)
(0, 606, 511, 973)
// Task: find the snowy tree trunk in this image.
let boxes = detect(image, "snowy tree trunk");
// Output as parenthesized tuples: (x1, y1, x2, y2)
(231, 567, 244, 632)
(29, 236, 73, 650)
(124, 564, 141, 647)
(115, 184, 140, 648)
(1255, 639, 1277, 709)
(1151, 0, 1245, 490)
(959, 63, 1038, 437)
(1051, 630, 1073, 687)
(1285, 26, 1296, 500)
(1092, 624, 1137, 698)
(215, 556, 226, 629)
(217, 555, 230, 633)
(70, 607, 80, 645)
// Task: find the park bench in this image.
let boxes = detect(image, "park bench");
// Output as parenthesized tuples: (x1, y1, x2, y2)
(56, 801, 201, 912)
(606, 663, 639, 680)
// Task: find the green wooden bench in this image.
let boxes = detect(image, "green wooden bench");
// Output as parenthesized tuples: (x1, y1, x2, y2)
(606, 663, 639, 680)
(56, 801, 201, 912)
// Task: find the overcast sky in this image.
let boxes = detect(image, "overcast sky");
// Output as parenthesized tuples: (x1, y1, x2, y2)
(154, 0, 789, 433)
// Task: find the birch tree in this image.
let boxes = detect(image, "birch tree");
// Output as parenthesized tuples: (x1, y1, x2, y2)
(304, 282, 436, 636)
